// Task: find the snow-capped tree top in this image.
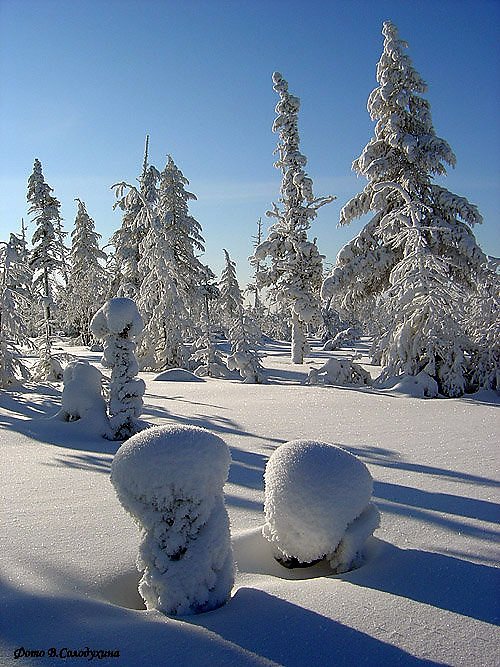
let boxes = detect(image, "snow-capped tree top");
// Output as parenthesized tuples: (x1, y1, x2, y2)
(71, 199, 107, 268)
(338, 20, 470, 230)
(90, 297, 144, 339)
(27, 159, 62, 220)
(219, 249, 243, 321)
(111, 425, 231, 505)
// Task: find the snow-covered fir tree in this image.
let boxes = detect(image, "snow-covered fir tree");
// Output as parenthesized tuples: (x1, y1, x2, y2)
(464, 259, 500, 392)
(136, 191, 190, 371)
(219, 249, 264, 383)
(111, 138, 159, 298)
(246, 217, 264, 310)
(191, 281, 230, 378)
(0, 233, 33, 386)
(157, 155, 213, 330)
(253, 72, 334, 364)
(322, 21, 485, 322)
(65, 199, 108, 345)
(27, 158, 68, 380)
(372, 183, 473, 397)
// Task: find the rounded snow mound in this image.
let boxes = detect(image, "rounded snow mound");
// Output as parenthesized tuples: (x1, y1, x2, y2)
(263, 440, 377, 568)
(153, 369, 205, 382)
(111, 425, 231, 512)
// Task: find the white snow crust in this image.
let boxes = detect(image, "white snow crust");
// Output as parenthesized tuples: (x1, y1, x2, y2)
(262, 440, 377, 566)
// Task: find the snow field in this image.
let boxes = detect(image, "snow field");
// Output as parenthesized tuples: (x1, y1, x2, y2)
(0, 341, 498, 666)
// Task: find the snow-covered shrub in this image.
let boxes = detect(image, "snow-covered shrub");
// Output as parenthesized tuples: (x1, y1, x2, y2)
(379, 371, 439, 398)
(55, 361, 108, 427)
(322, 327, 360, 351)
(306, 357, 371, 387)
(111, 425, 234, 616)
(263, 440, 379, 573)
(90, 297, 145, 440)
(191, 333, 232, 379)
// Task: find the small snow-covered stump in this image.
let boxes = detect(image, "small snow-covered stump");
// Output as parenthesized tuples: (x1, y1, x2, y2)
(263, 440, 379, 573)
(90, 298, 145, 440)
(111, 425, 235, 616)
(55, 360, 108, 428)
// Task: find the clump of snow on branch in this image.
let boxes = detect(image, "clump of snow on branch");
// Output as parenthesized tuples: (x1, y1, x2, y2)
(306, 356, 371, 387)
(263, 440, 379, 573)
(90, 297, 145, 440)
(111, 425, 234, 616)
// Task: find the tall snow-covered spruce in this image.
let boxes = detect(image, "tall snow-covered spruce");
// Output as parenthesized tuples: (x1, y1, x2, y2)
(323, 21, 485, 311)
(322, 21, 488, 396)
(253, 72, 334, 364)
(111, 138, 159, 299)
(27, 159, 68, 380)
(138, 154, 214, 369)
(65, 200, 108, 346)
(219, 249, 264, 383)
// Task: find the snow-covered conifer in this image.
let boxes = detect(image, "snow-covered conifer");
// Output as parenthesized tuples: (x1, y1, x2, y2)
(191, 282, 231, 378)
(464, 262, 500, 392)
(65, 200, 108, 345)
(157, 155, 213, 328)
(27, 159, 68, 380)
(90, 298, 145, 440)
(219, 249, 264, 383)
(137, 196, 190, 371)
(111, 425, 234, 615)
(253, 73, 334, 363)
(322, 21, 485, 318)
(263, 440, 379, 572)
(371, 183, 474, 396)
(111, 140, 159, 298)
(0, 234, 33, 386)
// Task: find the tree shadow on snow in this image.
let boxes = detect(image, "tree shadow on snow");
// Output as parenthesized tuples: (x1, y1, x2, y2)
(343, 539, 500, 625)
(374, 480, 500, 525)
(190, 587, 437, 666)
(0, 577, 271, 667)
(343, 444, 500, 488)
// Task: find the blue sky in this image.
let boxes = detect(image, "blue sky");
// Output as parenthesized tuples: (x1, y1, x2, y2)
(1, 0, 499, 283)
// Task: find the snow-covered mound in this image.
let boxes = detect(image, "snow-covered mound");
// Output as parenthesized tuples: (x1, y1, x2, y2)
(263, 440, 379, 572)
(111, 425, 234, 616)
(379, 371, 439, 398)
(54, 360, 108, 426)
(153, 368, 205, 382)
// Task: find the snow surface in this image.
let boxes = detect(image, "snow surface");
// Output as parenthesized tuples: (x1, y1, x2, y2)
(153, 368, 205, 382)
(262, 440, 377, 568)
(0, 339, 499, 666)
